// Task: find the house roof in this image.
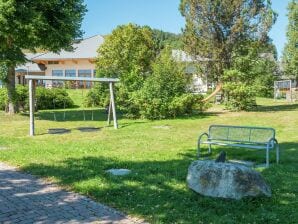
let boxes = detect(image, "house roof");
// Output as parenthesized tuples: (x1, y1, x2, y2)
(15, 53, 44, 72)
(32, 35, 104, 61)
(172, 50, 209, 62)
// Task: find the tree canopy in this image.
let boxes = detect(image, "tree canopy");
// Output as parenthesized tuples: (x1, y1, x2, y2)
(282, 0, 298, 81)
(97, 23, 155, 81)
(179, 0, 277, 82)
(151, 29, 183, 52)
(0, 0, 86, 113)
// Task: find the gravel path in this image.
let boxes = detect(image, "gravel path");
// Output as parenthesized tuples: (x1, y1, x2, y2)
(0, 163, 146, 224)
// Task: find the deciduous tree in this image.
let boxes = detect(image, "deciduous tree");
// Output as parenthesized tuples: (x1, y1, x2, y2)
(282, 0, 298, 83)
(0, 0, 86, 114)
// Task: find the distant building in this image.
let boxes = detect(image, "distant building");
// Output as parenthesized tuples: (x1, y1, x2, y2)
(15, 35, 103, 88)
(172, 50, 209, 93)
(15, 53, 45, 86)
(14, 35, 209, 93)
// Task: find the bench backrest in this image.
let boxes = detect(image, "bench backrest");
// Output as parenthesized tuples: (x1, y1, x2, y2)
(208, 125, 275, 144)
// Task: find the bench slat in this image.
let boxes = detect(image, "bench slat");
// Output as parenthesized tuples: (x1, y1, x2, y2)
(200, 141, 274, 149)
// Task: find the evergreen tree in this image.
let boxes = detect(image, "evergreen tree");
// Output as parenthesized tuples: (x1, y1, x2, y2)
(179, 0, 277, 82)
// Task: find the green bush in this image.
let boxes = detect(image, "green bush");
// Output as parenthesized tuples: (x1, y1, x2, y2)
(135, 48, 204, 119)
(0, 86, 74, 111)
(0, 88, 8, 111)
(15, 85, 28, 111)
(84, 83, 109, 108)
(223, 69, 257, 111)
(36, 87, 74, 110)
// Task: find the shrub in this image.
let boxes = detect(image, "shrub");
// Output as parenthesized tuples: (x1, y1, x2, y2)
(0, 86, 74, 111)
(0, 88, 8, 111)
(36, 87, 74, 110)
(15, 85, 29, 111)
(223, 69, 257, 111)
(135, 48, 203, 119)
(84, 83, 109, 108)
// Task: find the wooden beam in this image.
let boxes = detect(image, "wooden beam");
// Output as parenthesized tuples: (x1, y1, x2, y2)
(29, 80, 35, 136)
(109, 82, 118, 129)
(72, 59, 78, 64)
(88, 59, 95, 64)
(107, 100, 112, 125)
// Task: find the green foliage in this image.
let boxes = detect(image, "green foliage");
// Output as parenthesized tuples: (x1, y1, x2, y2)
(135, 48, 203, 119)
(36, 88, 74, 110)
(0, 63, 8, 83)
(84, 83, 109, 108)
(230, 41, 278, 98)
(253, 59, 278, 97)
(283, 0, 298, 80)
(180, 0, 277, 82)
(223, 69, 257, 111)
(151, 29, 183, 52)
(96, 23, 156, 116)
(96, 23, 155, 78)
(0, 0, 86, 113)
(15, 85, 28, 110)
(0, 88, 8, 110)
(0, 86, 74, 111)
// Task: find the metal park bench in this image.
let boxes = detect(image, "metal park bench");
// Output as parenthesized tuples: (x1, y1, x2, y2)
(198, 125, 280, 167)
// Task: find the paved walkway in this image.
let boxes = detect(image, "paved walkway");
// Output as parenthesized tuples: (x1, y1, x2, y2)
(0, 163, 146, 224)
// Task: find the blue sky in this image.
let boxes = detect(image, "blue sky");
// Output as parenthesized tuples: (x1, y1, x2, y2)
(82, 0, 290, 59)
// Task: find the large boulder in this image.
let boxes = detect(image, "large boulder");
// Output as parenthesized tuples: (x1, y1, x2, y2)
(187, 160, 271, 200)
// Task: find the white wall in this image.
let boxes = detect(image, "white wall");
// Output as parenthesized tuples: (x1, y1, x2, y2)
(185, 64, 208, 93)
(45, 59, 96, 87)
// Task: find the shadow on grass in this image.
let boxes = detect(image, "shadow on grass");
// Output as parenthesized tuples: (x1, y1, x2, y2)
(21, 142, 298, 223)
(255, 103, 298, 112)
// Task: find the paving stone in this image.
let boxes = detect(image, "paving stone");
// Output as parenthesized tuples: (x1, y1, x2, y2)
(0, 163, 147, 224)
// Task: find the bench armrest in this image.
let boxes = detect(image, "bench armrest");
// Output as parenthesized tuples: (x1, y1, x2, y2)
(197, 132, 210, 158)
(198, 132, 209, 142)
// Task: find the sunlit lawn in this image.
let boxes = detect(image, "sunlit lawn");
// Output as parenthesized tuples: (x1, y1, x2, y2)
(0, 98, 297, 223)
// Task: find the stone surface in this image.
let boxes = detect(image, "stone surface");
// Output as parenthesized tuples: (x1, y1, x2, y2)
(0, 163, 145, 224)
(106, 169, 132, 176)
(187, 160, 271, 200)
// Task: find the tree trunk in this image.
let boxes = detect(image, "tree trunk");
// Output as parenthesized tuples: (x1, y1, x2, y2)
(7, 65, 16, 115)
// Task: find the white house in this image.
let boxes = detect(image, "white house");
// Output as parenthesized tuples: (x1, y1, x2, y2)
(172, 49, 209, 93)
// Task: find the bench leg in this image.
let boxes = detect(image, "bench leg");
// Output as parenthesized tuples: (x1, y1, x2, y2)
(197, 141, 201, 158)
(266, 146, 270, 168)
(276, 144, 280, 164)
(208, 144, 212, 154)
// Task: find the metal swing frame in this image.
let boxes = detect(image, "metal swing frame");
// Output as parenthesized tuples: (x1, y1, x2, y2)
(25, 75, 119, 136)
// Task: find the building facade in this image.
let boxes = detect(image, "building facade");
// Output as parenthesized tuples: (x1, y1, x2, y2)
(13, 35, 208, 93)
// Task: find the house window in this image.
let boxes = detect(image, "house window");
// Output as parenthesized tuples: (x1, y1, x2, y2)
(52, 70, 63, 87)
(48, 61, 59, 65)
(65, 69, 76, 77)
(78, 69, 92, 88)
(52, 70, 63, 77)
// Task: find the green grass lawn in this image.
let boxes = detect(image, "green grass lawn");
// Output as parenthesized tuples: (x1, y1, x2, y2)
(0, 98, 297, 223)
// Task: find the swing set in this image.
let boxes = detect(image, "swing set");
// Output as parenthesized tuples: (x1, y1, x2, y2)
(25, 75, 119, 136)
